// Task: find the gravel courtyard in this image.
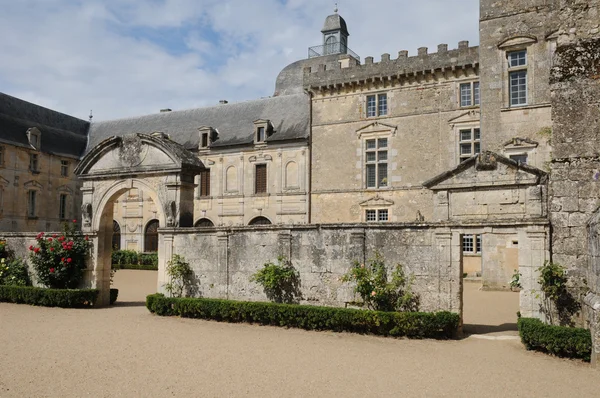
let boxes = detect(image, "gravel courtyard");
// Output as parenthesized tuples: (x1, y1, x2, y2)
(0, 271, 597, 397)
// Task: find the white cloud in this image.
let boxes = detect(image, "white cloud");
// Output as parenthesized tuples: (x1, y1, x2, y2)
(0, 0, 479, 121)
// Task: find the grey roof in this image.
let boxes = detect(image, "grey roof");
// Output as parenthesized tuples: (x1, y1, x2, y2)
(0, 92, 89, 158)
(88, 93, 310, 152)
(274, 54, 351, 96)
(322, 13, 348, 35)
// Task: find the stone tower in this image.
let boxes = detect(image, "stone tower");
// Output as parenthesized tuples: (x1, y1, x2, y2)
(321, 7, 349, 55)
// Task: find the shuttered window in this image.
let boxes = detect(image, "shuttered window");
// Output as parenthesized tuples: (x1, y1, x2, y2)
(199, 169, 210, 197)
(255, 164, 267, 194)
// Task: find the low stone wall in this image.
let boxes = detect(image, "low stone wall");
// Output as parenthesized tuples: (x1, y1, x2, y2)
(166, 224, 458, 313)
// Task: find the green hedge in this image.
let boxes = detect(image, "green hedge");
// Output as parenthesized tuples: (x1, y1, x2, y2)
(518, 317, 592, 361)
(0, 285, 99, 308)
(110, 288, 119, 305)
(112, 250, 158, 270)
(146, 294, 460, 339)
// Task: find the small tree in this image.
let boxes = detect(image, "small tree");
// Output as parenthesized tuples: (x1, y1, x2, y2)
(29, 221, 91, 289)
(251, 256, 301, 304)
(342, 252, 419, 312)
(164, 254, 193, 298)
(537, 261, 581, 326)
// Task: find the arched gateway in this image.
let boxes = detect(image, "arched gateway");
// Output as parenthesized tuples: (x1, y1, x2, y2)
(75, 133, 204, 306)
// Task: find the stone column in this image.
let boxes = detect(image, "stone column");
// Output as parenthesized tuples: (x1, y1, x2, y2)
(217, 231, 229, 299)
(584, 293, 600, 367)
(157, 232, 174, 295)
(519, 228, 549, 319)
(435, 230, 456, 313)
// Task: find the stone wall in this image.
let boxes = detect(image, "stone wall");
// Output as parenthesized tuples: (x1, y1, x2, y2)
(166, 224, 460, 313)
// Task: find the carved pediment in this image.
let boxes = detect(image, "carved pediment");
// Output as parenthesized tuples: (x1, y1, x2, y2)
(448, 110, 480, 126)
(503, 137, 539, 150)
(359, 195, 394, 207)
(424, 151, 546, 190)
(498, 35, 537, 49)
(57, 185, 74, 194)
(356, 121, 397, 138)
(24, 180, 43, 189)
(249, 154, 273, 163)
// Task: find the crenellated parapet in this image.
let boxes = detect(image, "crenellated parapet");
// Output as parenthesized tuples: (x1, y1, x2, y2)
(303, 41, 479, 92)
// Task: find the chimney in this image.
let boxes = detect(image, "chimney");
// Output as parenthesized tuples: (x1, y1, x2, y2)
(219, 100, 228, 105)
(160, 108, 172, 113)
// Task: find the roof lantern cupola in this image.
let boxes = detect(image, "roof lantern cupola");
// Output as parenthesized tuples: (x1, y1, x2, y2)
(308, 5, 359, 61)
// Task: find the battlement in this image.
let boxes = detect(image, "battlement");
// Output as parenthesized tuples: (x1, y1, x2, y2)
(303, 41, 479, 91)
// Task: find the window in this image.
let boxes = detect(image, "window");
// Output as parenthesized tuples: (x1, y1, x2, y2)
(460, 82, 480, 107)
(462, 234, 482, 254)
(366, 94, 387, 117)
(195, 218, 215, 228)
(144, 220, 159, 252)
(0, 146, 4, 166)
(201, 133, 209, 148)
(366, 209, 389, 222)
(28, 190, 37, 217)
(29, 153, 39, 172)
(365, 138, 388, 188)
(199, 169, 210, 197)
(256, 127, 265, 143)
(59, 194, 67, 220)
(112, 221, 121, 250)
(459, 128, 481, 162)
(60, 160, 69, 177)
(508, 50, 527, 106)
(249, 216, 271, 225)
(510, 154, 528, 164)
(255, 164, 267, 194)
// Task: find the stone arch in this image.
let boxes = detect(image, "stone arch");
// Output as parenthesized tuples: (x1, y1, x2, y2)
(194, 218, 215, 228)
(249, 216, 272, 225)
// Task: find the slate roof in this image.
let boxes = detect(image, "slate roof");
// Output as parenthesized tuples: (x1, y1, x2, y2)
(88, 93, 310, 152)
(322, 13, 348, 35)
(0, 92, 90, 158)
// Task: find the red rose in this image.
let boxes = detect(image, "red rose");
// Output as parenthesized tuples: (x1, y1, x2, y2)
(49, 268, 54, 273)
(52, 234, 57, 238)
(67, 258, 72, 263)
(72, 219, 77, 223)
(85, 236, 89, 241)
(47, 237, 53, 242)
(61, 257, 65, 262)
(29, 245, 33, 251)
(50, 247, 54, 252)
(33, 248, 40, 253)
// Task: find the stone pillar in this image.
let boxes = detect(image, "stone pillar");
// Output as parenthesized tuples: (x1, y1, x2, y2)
(157, 232, 174, 295)
(584, 293, 600, 367)
(519, 228, 549, 319)
(217, 231, 229, 299)
(435, 230, 456, 313)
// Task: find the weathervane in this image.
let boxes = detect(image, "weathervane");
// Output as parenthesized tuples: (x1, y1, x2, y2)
(89, 110, 93, 123)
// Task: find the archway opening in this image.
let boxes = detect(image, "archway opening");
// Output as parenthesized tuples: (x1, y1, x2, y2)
(112, 220, 121, 251)
(249, 216, 272, 226)
(144, 219, 159, 252)
(194, 218, 215, 228)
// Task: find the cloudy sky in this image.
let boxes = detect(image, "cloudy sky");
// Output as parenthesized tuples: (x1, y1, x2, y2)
(0, 0, 479, 121)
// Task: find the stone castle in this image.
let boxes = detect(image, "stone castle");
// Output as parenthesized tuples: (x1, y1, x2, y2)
(0, 0, 599, 364)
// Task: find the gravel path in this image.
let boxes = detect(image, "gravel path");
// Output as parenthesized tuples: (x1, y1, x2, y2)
(0, 271, 597, 397)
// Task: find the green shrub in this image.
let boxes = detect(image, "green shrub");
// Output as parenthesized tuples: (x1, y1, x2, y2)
(0, 285, 99, 308)
(0, 257, 31, 287)
(342, 252, 419, 312)
(537, 261, 581, 326)
(29, 222, 91, 289)
(146, 294, 459, 339)
(518, 317, 592, 361)
(164, 254, 193, 297)
(250, 256, 301, 304)
(110, 288, 119, 305)
(111, 250, 158, 270)
(118, 264, 159, 271)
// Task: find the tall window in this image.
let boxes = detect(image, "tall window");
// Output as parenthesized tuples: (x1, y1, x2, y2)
(462, 234, 482, 254)
(201, 132, 209, 148)
(255, 164, 267, 194)
(459, 128, 481, 162)
(508, 50, 527, 106)
(112, 221, 121, 250)
(59, 194, 67, 220)
(365, 138, 388, 188)
(366, 209, 389, 222)
(366, 94, 388, 117)
(199, 169, 210, 197)
(256, 127, 266, 143)
(60, 160, 69, 177)
(460, 82, 480, 107)
(144, 220, 159, 252)
(29, 154, 39, 172)
(0, 146, 4, 166)
(28, 190, 37, 217)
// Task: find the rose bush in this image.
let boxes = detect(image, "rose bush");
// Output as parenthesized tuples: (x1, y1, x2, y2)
(29, 221, 91, 289)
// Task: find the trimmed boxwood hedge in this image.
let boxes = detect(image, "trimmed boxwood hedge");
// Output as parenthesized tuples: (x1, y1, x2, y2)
(116, 264, 159, 271)
(0, 285, 99, 308)
(112, 250, 158, 270)
(110, 288, 119, 305)
(518, 317, 592, 361)
(146, 294, 460, 339)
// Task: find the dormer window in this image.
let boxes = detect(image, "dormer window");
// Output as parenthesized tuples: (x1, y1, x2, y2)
(198, 126, 217, 149)
(27, 127, 41, 150)
(253, 119, 273, 145)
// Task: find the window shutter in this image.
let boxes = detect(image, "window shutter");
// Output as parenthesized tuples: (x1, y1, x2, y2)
(200, 169, 210, 197)
(255, 165, 267, 194)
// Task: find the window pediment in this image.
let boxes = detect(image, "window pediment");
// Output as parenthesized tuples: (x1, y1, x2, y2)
(359, 195, 394, 207)
(57, 185, 74, 194)
(198, 126, 217, 149)
(448, 110, 480, 126)
(356, 121, 397, 138)
(253, 119, 274, 144)
(249, 154, 273, 163)
(498, 35, 537, 50)
(503, 137, 538, 150)
(24, 180, 43, 190)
